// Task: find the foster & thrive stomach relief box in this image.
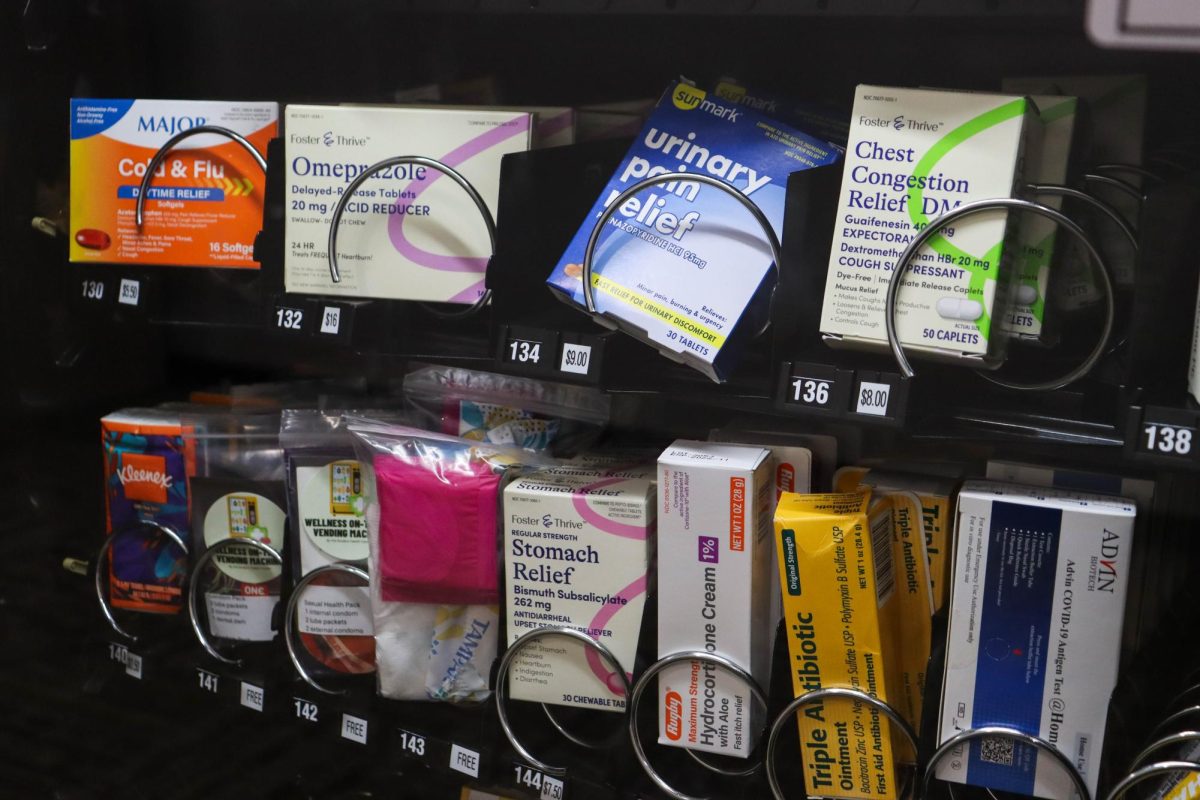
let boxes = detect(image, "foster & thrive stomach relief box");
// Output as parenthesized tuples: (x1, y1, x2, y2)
(283, 104, 533, 302)
(548, 79, 841, 383)
(937, 481, 1135, 800)
(820, 86, 1034, 367)
(656, 440, 774, 758)
(70, 99, 278, 268)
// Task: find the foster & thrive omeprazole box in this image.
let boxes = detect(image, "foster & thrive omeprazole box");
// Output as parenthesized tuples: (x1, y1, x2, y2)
(937, 481, 1135, 800)
(548, 80, 841, 382)
(70, 99, 278, 268)
(820, 86, 1033, 366)
(284, 104, 533, 302)
(774, 491, 907, 800)
(656, 441, 773, 758)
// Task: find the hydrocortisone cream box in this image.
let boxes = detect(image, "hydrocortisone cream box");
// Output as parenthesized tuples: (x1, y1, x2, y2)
(70, 99, 278, 268)
(284, 104, 533, 302)
(820, 86, 1033, 365)
(937, 481, 1136, 799)
(774, 491, 905, 800)
(1000, 95, 1077, 341)
(656, 441, 774, 757)
(548, 80, 841, 382)
(834, 466, 956, 613)
(503, 461, 655, 712)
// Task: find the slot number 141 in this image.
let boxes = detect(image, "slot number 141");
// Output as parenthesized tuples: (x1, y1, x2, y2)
(1143, 424, 1193, 456)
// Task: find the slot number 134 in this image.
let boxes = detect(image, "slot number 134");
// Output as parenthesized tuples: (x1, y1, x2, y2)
(1143, 423, 1193, 456)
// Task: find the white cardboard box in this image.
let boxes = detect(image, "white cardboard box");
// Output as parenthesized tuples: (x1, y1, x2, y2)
(656, 441, 773, 758)
(938, 480, 1136, 799)
(284, 104, 532, 302)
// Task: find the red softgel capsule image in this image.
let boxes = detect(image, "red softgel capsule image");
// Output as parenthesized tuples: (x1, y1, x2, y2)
(75, 229, 111, 250)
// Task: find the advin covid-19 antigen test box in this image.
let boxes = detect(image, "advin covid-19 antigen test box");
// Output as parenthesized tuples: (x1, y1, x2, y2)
(548, 79, 840, 382)
(284, 104, 532, 302)
(820, 86, 1034, 366)
(503, 461, 655, 713)
(656, 441, 774, 758)
(937, 481, 1135, 800)
(70, 99, 278, 268)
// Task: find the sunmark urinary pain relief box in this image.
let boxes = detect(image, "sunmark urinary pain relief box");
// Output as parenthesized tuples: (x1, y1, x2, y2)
(999, 96, 1077, 341)
(657, 441, 774, 757)
(503, 462, 654, 712)
(835, 466, 956, 613)
(774, 491, 906, 800)
(548, 80, 841, 383)
(70, 99, 278, 268)
(937, 481, 1136, 800)
(820, 86, 1033, 366)
(284, 104, 533, 302)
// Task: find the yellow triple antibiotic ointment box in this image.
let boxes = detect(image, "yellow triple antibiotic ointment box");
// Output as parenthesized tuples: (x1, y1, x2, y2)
(775, 491, 905, 800)
(880, 491, 932, 727)
(284, 104, 533, 302)
(70, 99, 278, 268)
(820, 86, 1034, 367)
(834, 466, 956, 613)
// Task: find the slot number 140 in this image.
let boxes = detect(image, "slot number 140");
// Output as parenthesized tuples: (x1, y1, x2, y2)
(1143, 424, 1193, 456)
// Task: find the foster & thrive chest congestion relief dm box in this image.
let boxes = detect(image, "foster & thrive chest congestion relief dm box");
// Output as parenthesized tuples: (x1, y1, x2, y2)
(284, 104, 533, 302)
(820, 86, 1035, 366)
(548, 80, 841, 382)
(70, 99, 279, 268)
(937, 481, 1135, 800)
(656, 441, 774, 758)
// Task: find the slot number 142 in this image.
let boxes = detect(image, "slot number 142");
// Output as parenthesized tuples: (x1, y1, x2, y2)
(1143, 424, 1193, 456)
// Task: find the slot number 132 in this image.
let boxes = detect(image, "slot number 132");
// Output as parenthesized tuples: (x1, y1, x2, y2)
(1143, 423, 1193, 456)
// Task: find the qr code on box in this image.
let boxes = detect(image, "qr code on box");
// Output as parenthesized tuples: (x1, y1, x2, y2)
(980, 736, 1014, 767)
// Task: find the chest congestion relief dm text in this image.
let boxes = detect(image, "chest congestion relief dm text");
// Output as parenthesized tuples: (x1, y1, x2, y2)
(70, 99, 278, 268)
(656, 441, 774, 758)
(547, 80, 840, 382)
(774, 491, 906, 800)
(937, 481, 1136, 800)
(820, 86, 1034, 366)
(503, 462, 655, 711)
(284, 105, 532, 302)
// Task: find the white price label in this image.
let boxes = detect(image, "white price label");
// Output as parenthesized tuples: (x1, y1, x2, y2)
(450, 743, 481, 778)
(118, 278, 140, 306)
(541, 775, 565, 800)
(320, 306, 341, 335)
(855, 381, 891, 417)
(124, 651, 143, 679)
(240, 681, 265, 712)
(559, 343, 592, 375)
(340, 713, 368, 745)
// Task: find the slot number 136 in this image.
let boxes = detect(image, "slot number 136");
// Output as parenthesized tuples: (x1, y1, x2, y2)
(1143, 424, 1193, 456)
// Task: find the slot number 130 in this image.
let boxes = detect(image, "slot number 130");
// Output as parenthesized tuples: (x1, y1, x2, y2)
(1143, 424, 1193, 456)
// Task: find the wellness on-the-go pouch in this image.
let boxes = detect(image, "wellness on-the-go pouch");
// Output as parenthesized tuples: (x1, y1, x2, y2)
(547, 78, 841, 382)
(281, 410, 379, 679)
(70, 99, 278, 267)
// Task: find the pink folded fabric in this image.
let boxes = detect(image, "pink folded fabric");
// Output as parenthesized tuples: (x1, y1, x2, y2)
(375, 455, 501, 604)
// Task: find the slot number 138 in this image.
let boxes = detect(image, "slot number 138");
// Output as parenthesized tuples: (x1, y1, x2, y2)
(1143, 424, 1193, 456)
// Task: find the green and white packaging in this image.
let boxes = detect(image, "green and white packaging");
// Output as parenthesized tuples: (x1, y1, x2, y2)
(1000, 95, 1078, 341)
(820, 85, 1034, 366)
